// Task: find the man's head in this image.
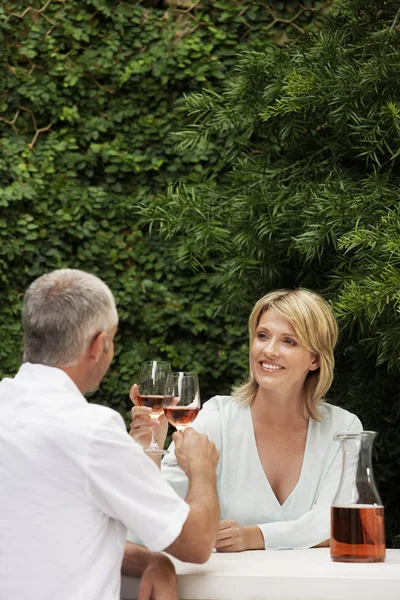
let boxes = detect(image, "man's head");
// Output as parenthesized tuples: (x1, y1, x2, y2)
(23, 269, 119, 393)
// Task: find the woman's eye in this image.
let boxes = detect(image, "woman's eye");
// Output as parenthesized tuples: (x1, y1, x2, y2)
(257, 332, 268, 340)
(284, 338, 296, 346)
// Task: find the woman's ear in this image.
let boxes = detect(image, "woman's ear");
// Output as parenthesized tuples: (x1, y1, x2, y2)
(309, 354, 320, 372)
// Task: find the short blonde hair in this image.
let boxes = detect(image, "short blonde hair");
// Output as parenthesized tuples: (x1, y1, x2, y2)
(233, 289, 338, 421)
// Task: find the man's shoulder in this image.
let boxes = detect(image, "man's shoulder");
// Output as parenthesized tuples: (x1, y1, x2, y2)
(82, 401, 125, 424)
(64, 400, 126, 436)
(30, 385, 126, 438)
(43, 400, 130, 459)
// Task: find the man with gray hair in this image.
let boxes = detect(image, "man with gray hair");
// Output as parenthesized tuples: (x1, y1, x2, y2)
(0, 269, 220, 600)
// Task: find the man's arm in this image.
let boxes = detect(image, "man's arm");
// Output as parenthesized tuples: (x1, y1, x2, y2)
(122, 542, 178, 600)
(89, 416, 219, 566)
(164, 429, 220, 564)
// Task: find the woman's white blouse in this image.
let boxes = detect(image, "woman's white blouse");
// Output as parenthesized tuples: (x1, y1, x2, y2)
(162, 396, 363, 550)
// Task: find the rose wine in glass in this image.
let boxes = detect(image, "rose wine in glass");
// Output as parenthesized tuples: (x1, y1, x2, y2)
(138, 361, 171, 454)
(163, 372, 200, 432)
(136, 395, 164, 418)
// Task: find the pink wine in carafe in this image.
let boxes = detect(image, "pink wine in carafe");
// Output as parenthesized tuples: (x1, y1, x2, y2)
(331, 505, 385, 562)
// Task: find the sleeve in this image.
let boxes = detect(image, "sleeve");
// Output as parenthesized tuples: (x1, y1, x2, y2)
(85, 411, 190, 553)
(258, 414, 363, 550)
(161, 397, 223, 499)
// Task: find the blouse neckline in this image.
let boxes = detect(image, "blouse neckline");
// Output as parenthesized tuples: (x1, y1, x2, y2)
(247, 404, 312, 511)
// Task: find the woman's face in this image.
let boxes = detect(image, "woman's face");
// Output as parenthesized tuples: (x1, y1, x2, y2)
(250, 309, 319, 394)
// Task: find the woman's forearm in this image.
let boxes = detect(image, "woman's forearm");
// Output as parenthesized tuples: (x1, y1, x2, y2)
(312, 539, 330, 548)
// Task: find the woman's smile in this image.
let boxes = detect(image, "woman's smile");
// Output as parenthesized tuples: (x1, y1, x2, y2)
(258, 362, 285, 372)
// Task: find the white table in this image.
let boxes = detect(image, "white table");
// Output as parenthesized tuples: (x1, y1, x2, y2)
(121, 548, 400, 600)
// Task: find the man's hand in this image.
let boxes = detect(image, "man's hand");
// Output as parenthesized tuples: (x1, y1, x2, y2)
(129, 383, 169, 449)
(173, 428, 219, 478)
(122, 544, 178, 599)
(138, 553, 178, 600)
(215, 520, 264, 552)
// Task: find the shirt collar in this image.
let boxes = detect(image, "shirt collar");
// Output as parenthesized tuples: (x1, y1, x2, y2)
(15, 363, 86, 402)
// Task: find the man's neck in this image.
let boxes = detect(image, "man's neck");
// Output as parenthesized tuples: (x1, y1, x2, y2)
(59, 365, 88, 395)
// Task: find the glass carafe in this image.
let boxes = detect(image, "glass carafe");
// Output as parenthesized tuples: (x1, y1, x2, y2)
(331, 431, 385, 563)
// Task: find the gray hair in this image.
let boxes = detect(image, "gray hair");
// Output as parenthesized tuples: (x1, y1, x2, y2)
(23, 269, 118, 367)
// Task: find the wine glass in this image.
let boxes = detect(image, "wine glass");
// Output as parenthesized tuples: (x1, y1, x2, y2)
(163, 372, 201, 432)
(137, 361, 171, 454)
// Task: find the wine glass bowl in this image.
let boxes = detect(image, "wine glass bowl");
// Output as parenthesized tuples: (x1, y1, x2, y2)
(163, 372, 200, 432)
(137, 361, 171, 454)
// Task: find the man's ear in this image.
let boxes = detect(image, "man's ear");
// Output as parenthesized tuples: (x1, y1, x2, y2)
(88, 331, 107, 364)
(309, 354, 320, 372)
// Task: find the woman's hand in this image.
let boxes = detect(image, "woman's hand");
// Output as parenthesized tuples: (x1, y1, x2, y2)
(215, 519, 246, 552)
(129, 383, 169, 449)
(215, 520, 264, 552)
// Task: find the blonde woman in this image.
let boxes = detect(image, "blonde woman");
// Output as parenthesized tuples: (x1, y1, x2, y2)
(130, 289, 362, 551)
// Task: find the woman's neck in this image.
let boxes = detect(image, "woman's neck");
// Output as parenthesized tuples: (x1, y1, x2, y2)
(251, 385, 308, 427)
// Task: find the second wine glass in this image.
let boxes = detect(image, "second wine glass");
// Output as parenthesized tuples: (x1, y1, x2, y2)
(163, 372, 201, 432)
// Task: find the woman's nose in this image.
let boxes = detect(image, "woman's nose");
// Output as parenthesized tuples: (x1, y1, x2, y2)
(263, 338, 279, 356)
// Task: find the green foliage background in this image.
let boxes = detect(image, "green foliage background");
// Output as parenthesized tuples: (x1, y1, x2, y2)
(0, 0, 328, 403)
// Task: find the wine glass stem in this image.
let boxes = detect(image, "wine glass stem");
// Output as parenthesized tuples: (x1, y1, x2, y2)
(144, 416, 168, 455)
(150, 426, 157, 448)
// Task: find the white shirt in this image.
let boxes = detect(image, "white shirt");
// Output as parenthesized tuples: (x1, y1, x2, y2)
(0, 363, 189, 600)
(162, 395, 362, 550)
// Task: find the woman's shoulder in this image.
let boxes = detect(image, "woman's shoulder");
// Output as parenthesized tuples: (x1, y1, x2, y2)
(202, 395, 245, 414)
(318, 401, 363, 431)
(189, 395, 242, 444)
(193, 395, 248, 444)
